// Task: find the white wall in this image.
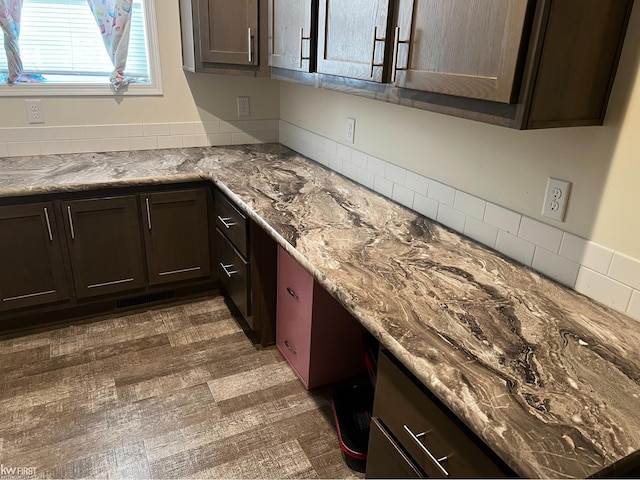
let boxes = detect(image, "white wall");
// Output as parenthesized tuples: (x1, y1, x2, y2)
(0, 1, 280, 129)
(279, 2, 640, 262)
(278, 3, 640, 321)
(1, 0, 639, 319)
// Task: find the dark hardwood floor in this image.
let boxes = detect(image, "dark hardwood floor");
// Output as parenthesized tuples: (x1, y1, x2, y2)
(0, 296, 365, 479)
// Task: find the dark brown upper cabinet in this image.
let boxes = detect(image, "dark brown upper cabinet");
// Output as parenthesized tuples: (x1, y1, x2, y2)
(271, 0, 634, 129)
(268, 0, 317, 72)
(62, 196, 146, 299)
(393, 0, 530, 103)
(202, 0, 259, 66)
(180, 0, 269, 75)
(316, 0, 392, 82)
(142, 189, 211, 286)
(0, 203, 69, 312)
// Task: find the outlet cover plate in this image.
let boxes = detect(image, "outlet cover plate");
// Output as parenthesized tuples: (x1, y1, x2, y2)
(25, 99, 45, 124)
(237, 96, 250, 117)
(346, 117, 355, 144)
(542, 177, 571, 221)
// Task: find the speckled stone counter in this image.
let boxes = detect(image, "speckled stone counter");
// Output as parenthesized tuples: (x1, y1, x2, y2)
(2, 144, 640, 478)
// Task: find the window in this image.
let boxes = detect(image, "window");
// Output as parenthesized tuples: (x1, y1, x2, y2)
(0, 0, 161, 96)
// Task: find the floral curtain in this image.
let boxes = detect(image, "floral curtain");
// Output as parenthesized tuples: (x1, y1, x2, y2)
(0, 0, 24, 84)
(86, 0, 133, 94)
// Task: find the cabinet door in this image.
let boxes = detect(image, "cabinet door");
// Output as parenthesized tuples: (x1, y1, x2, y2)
(269, 0, 315, 72)
(198, 0, 259, 65)
(142, 189, 210, 286)
(0, 203, 69, 311)
(316, 0, 391, 82)
(63, 196, 146, 299)
(394, 0, 529, 103)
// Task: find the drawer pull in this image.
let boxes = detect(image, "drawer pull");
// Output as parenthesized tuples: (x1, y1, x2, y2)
(404, 424, 450, 477)
(286, 287, 298, 299)
(217, 215, 237, 229)
(220, 263, 238, 278)
(284, 340, 297, 355)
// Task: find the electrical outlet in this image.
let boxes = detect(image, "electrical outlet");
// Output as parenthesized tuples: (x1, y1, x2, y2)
(237, 96, 250, 117)
(346, 117, 355, 144)
(25, 99, 45, 124)
(542, 177, 571, 221)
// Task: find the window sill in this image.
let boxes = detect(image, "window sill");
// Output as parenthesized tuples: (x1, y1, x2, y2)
(0, 81, 163, 97)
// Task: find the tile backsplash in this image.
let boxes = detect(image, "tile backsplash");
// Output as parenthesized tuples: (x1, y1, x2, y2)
(279, 120, 640, 323)
(0, 119, 279, 157)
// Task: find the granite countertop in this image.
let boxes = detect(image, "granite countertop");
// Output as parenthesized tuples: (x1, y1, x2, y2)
(2, 144, 640, 478)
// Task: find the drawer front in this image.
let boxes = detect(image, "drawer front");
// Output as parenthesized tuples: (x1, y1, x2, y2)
(215, 228, 251, 320)
(374, 350, 509, 478)
(366, 417, 424, 479)
(276, 247, 314, 386)
(276, 247, 314, 325)
(215, 189, 248, 258)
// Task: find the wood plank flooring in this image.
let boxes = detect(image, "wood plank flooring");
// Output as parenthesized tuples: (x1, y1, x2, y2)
(0, 296, 366, 479)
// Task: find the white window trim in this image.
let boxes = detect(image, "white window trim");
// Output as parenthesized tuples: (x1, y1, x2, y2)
(0, 0, 162, 97)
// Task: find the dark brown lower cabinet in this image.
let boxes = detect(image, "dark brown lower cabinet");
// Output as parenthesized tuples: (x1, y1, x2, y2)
(215, 227, 251, 320)
(367, 417, 422, 479)
(0, 202, 69, 312)
(213, 188, 277, 346)
(62, 196, 146, 299)
(366, 349, 513, 478)
(142, 189, 211, 286)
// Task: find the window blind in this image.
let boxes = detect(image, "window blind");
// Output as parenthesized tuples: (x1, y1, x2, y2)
(0, 0, 149, 81)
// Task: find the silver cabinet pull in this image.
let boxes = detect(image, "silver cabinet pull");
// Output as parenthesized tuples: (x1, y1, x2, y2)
(3, 289, 56, 302)
(88, 278, 134, 289)
(217, 215, 237, 229)
(369, 25, 386, 78)
(159, 266, 201, 276)
(43, 207, 53, 241)
(67, 205, 75, 240)
(145, 197, 152, 230)
(391, 26, 409, 82)
(284, 340, 297, 355)
(248, 28, 253, 63)
(286, 287, 298, 299)
(220, 263, 238, 278)
(403, 424, 449, 477)
(298, 26, 311, 68)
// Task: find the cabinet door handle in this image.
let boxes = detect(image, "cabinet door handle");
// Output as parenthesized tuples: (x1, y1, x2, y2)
(43, 207, 53, 241)
(403, 424, 450, 477)
(286, 287, 298, 299)
(298, 27, 311, 68)
(217, 215, 237, 229)
(248, 28, 253, 63)
(67, 206, 75, 240)
(145, 197, 152, 230)
(369, 25, 386, 78)
(391, 26, 409, 82)
(220, 263, 238, 278)
(284, 340, 297, 355)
